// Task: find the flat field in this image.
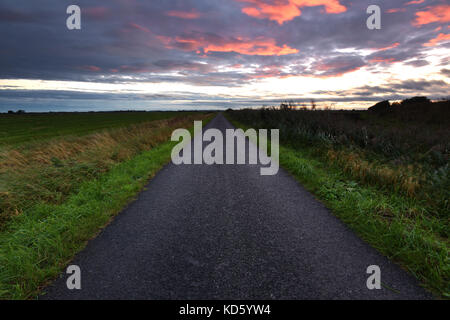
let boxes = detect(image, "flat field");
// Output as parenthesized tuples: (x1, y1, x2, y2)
(0, 111, 196, 146)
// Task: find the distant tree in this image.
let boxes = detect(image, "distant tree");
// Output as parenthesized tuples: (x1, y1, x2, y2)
(280, 100, 296, 110)
(280, 101, 289, 110)
(7, 110, 14, 114)
(401, 96, 430, 105)
(16, 109, 26, 114)
(368, 100, 390, 115)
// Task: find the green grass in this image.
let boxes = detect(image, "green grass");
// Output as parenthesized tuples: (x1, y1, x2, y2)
(0, 141, 176, 299)
(0, 112, 209, 226)
(0, 111, 197, 146)
(227, 116, 449, 298)
(0, 113, 213, 299)
(279, 145, 448, 297)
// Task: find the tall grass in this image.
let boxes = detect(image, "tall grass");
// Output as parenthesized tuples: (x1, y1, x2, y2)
(0, 114, 211, 227)
(0, 141, 177, 299)
(227, 102, 449, 217)
(226, 100, 449, 297)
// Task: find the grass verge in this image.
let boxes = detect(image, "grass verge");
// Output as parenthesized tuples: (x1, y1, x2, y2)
(0, 114, 208, 226)
(227, 116, 449, 298)
(0, 114, 213, 299)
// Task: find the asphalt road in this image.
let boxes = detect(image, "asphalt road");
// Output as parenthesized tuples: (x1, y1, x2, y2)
(42, 114, 430, 299)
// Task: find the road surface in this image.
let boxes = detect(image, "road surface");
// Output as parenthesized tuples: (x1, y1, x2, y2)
(42, 114, 430, 299)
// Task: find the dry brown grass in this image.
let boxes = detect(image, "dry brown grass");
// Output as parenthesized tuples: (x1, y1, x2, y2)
(0, 116, 203, 172)
(326, 149, 423, 196)
(0, 114, 212, 226)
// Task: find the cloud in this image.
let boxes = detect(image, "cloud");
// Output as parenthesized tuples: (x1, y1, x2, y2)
(0, 8, 41, 23)
(423, 33, 450, 47)
(0, 0, 448, 108)
(368, 57, 397, 64)
(159, 32, 299, 56)
(404, 59, 429, 67)
(0, 4, 56, 24)
(312, 79, 449, 99)
(405, 0, 425, 6)
(311, 56, 366, 77)
(80, 65, 102, 72)
(83, 7, 110, 20)
(237, 0, 346, 24)
(128, 23, 151, 33)
(376, 43, 400, 51)
(413, 5, 450, 26)
(386, 8, 406, 14)
(166, 10, 201, 19)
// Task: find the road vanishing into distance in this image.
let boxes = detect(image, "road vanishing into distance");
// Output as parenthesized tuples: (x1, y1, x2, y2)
(42, 114, 430, 300)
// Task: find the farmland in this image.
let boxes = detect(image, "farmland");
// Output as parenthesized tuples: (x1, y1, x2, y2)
(0, 111, 195, 146)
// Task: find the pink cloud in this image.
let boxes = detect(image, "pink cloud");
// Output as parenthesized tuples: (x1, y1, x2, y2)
(128, 23, 151, 33)
(386, 8, 406, 14)
(83, 7, 109, 19)
(423, 33, 450, 47)
(237, 0, 347, 25)
(376, 42, 400, 51)
(406, 0, 425, 5)
(80, 65, 101, 72)
(369, 57, 397, 64)
(166, 10, 201, 19)
(414, 5, 450, 26)
(159, 34, 299, 56)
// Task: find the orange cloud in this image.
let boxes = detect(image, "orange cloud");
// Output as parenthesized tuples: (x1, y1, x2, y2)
(423, 33, 450, 47)
(81, 65, 101, 72)
(238, 0, 346, 25)
(204, 38, 298, 56)
(414, 5, 450, 26)
(166, 10, 201, 19)
(160, 34, 299, 56)
(386, 8, 406, 14)
(369, 58, 397, 64)
(128, 23, 151, 33)
(406, 0, 424, 5)
(376, 42, 400, 51)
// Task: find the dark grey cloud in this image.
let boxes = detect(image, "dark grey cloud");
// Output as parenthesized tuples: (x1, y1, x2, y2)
(312, 79, 449, 100)
(404, 59, 429, 67)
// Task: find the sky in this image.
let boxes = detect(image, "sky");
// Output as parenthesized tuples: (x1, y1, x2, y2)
(0, 0, 449, 112)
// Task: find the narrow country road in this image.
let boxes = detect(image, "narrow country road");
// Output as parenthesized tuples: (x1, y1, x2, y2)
(42, 114, 430, 299)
